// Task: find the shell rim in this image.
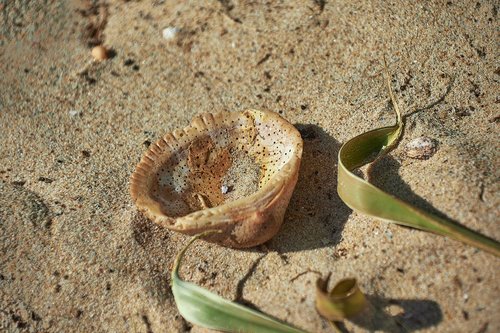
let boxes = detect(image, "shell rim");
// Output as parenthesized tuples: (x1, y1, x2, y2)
(129, 109, 303, 231)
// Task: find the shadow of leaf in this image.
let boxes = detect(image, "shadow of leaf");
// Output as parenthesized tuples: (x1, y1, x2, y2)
(368, 155, 459, 223)
(342, 296, 442, 332)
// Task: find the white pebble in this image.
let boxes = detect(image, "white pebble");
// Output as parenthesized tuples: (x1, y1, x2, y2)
(69, 110, 81, 117)
(405, 137, 438, 160)
(385, 230, 393, 240)
(162, 27, 179, 40)
(221, 185, 229, 194)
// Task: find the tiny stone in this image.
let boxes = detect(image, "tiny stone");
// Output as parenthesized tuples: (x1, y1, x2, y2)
(386, 304, 405, 316)
(405, 137, 438, 160)
(221, 184, 229, 194)
(162, 27, 179, 40)
(124, 59, 135, 66)
(385, 230, 393, 240)
(38, 177, 54, 184)
(69, 109, 81, 117)
(91, 46, 109, 61)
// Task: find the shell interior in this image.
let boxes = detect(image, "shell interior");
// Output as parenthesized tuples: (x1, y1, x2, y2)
(130, 109, 303, 236)
(139, 111, 296, 218)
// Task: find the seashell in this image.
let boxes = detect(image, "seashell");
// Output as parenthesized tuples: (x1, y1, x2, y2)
(405, 136, 438, 160)
(130, 109, 303, 248)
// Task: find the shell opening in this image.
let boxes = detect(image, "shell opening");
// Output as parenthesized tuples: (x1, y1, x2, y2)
(131, 110, 302, 223)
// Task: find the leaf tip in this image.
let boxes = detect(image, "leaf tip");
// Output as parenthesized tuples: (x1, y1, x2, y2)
(315, 274, 367, 322)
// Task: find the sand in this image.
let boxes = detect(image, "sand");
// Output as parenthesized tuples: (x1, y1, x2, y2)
(0, 0, 499, 332)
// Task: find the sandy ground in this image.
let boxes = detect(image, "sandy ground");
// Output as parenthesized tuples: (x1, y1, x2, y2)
(1, 0, 499, 332)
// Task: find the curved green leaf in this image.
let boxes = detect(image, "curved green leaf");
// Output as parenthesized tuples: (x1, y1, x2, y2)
(171, 231, 309, 333)
(337, 62, 500, 257)
(315, 274, 367, 322)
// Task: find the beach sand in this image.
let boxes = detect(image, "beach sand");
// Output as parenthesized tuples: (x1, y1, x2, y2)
(1, 1, 498, 332)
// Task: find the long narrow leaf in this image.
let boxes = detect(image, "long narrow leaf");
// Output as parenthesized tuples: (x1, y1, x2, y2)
(171, 231, 310, 333)
(337, 62, 500, 257)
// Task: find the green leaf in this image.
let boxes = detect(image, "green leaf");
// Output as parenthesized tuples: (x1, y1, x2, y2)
(315, 274, 367, 322)
(171, 231, 310, 333)
(337, 61, 500, 257)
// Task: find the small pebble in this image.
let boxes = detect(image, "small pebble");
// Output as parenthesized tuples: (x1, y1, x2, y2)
(221, 185, 229, 194)
(162, 27, 179, 40)
(69, 109, 81, 117)
(405, 137, 438, 160)
(38, 177, 54, 184)
(386, 304, 405, 316)
(385, 230, 393, 240)
(91, 46, 109, 61)
(124, 59, 135, 66)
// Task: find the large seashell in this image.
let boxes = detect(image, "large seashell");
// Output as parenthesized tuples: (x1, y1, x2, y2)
(130, 109, 303, 248)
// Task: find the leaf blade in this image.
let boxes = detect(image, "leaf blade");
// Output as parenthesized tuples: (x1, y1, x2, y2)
(337, 62, 500, 257)
(315, 275, 367, 322)
(171, 231, 310, 333)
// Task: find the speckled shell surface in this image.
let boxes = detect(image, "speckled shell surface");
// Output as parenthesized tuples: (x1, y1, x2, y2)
(130, 109, 303, 248)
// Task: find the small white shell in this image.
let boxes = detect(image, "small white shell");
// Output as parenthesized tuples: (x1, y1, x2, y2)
(162, 27, 179, 40)
(405, 137, 438, 160)
(130, 109, 303, 248)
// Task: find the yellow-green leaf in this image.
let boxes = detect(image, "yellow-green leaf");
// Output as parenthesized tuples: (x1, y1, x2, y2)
(337, 61, 500, 257)
(315, 274, 367, 322)
(171, 231, 310, 333)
